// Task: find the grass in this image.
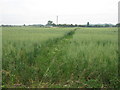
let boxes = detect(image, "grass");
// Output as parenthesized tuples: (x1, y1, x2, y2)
(2, 27, 119, 88)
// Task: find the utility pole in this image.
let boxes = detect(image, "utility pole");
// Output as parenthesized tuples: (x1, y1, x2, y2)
(118, 1, 120, 23)
(56, 16, 58, 25)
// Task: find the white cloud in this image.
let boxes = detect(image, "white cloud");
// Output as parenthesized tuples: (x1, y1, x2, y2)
(0, 0, 119, 25)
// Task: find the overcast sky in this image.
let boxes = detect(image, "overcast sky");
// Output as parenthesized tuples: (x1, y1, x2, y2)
(0, 0, 119, 25)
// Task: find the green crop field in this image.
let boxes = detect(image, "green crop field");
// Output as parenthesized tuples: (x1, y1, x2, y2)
(2, 27, 118, 88)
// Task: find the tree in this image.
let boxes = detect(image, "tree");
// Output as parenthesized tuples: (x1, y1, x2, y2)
(75, 24, 78, 27)
(46, 20, 53, 26)
(116, 23, 120, 27)
(87, 22, 89, 27)
(104, 24, 110, 27)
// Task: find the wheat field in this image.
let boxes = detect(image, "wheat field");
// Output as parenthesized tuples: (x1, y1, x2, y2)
(2, 27, 118, 88)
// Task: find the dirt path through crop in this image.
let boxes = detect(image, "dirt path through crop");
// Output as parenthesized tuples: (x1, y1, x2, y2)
(38, 28, 77, 86)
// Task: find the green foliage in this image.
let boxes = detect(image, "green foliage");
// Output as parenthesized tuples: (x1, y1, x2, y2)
(2, 27, 118, 88)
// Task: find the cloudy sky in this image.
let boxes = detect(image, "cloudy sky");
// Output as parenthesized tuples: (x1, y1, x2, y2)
(0, 0, 119, 25)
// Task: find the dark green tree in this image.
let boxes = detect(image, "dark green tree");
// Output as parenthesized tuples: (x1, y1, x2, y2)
(87, 22, 89, 27)
(116, 23, 120, 27)
(46, 20, 53, 26)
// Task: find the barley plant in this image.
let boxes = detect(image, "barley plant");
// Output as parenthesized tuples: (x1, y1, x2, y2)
(2, 27, 118, 88)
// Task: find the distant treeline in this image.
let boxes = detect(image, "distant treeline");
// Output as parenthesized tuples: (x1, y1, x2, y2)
(50, 24, 117, 27)
(46, 21, 119, 27)
(1, 23, 120, 27)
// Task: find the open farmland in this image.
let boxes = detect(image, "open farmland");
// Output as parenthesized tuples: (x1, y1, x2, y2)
(2, 27, 118, 88)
